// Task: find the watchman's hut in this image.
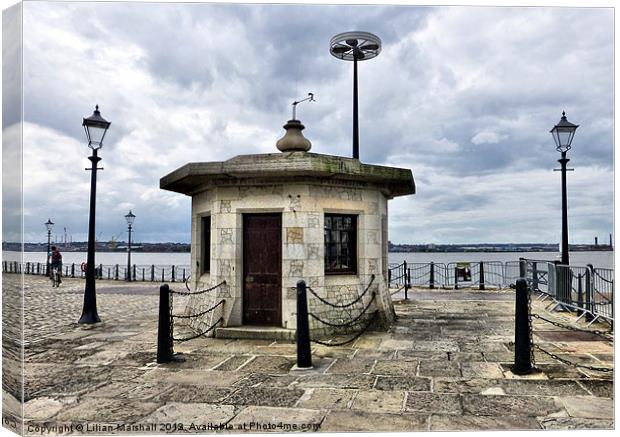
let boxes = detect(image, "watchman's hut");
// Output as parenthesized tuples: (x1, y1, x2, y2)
(160, 118, 415, 339)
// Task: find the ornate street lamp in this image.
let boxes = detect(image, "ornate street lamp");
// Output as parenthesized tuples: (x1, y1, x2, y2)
(330, 31, 382, 160)
(79, 105, 111, 324)
(550, 111, 578, 265)
(44, 219, 54, 276)
(125, 210, 136, 281)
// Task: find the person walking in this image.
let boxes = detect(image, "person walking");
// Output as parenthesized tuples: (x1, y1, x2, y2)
(50, 246, 63, 285)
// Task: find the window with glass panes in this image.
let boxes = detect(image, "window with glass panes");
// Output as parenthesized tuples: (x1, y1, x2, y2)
(201, 216, 211, 274)
(324, 214, 357, 274)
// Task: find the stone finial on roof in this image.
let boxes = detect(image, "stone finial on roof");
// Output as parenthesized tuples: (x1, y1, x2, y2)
(276, 119, 312, 152)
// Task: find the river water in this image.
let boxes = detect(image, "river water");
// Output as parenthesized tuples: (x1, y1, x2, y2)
(2, 250, 614, 269)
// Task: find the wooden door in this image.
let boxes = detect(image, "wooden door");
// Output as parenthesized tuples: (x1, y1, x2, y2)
(243, 214, 282, 325)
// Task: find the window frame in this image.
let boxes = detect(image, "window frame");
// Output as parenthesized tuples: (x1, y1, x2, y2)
(324, 213, 358, 275)
(201, 215, 211, 274)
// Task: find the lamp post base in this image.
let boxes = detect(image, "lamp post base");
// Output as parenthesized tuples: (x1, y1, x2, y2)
(78, 310, 101, 324)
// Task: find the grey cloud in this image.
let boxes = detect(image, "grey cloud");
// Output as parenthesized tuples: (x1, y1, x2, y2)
(5, 2, 613, 245)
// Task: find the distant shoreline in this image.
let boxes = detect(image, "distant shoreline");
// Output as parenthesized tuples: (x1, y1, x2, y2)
(2, 245, 612, 254)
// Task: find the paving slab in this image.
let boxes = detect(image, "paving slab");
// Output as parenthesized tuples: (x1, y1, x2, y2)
(395, 350, 449, 361)
(462, 394, 564, 417)
(294, 373, 376, 389)
(434, 378, 504, 394)
(351, 389, 405, 413)
(295, 388, 357, 410)
(375, 376, 431, 391)
(152, 385, 232, 403)
(325, 358, 374, 374)
(372, 359, 418, 376)
(560, 396, 614, 419)
(430, 414, 541, 431)
(53, 398, 161, 423)
(460, 362, 505, 378)
(577, 379, 614, 398)
(404, 392, 462, 415)
(227, 406, 324, 432)
(321, 410, 428, 432)
(82, 381, 174, 400)
(378, 339, 414, 350)
(213, 355, 254, 371)
(23, 396, 76, 421)
(237, 355, 295, 374)
(412, 340, 459, 352)
(539, 417, 614, 430)
(233, 373, 298, 388)
(140, 402, 236, 428)
(419, 360, 461, 377)
(501, 379, 591, 397)
(223, 387, 305, 407)
(352, 349, 394, 359)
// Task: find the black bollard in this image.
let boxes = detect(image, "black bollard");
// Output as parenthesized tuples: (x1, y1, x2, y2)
(479, 261, 485, 290)
(151, 264, 155, 282)
(295, 280, 312, 369)
(429, 262, 435, 289)
(512, 279, 533, 375)
(157, 284, 174, 363)
(519, 257, 527, 279)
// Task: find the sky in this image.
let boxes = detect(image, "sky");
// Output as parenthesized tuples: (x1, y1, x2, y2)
(1, 0, 615, 245)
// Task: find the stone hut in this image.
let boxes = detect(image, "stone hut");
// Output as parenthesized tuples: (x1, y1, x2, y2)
(160, 118, 415, 339)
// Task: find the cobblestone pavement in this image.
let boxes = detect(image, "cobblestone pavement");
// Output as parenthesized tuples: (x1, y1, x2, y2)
(2, 275, 614, 434)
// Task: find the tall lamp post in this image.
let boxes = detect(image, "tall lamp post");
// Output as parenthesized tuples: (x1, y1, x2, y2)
(79, 105, 111, 324)
(44, 219, 54, 276)
(550, 111, 578, 266)
(125, 210, 136, 281)
(330, 31, 382, 160)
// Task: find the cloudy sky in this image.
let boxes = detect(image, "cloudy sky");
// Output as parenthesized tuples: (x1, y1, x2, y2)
(1, 1, 614, 245)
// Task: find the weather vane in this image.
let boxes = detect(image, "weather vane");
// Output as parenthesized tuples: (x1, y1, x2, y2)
(292, 93, 315, 120)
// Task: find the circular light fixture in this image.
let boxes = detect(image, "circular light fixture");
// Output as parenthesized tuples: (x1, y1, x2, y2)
(330, 31, 382, 61)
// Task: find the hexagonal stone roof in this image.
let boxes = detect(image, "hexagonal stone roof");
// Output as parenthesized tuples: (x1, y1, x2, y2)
(160, 152, 415, 198)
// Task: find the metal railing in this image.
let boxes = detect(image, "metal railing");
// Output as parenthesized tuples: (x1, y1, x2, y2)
(512, 278, 612, 375)
(521, 259, 614, 325)
(388, 258, 614, 319)
(3, 260, 190, 283)
(389, 260, 515, 291)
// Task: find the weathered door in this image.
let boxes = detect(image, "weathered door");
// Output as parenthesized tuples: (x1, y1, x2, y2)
(243, 214, 282, 325)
